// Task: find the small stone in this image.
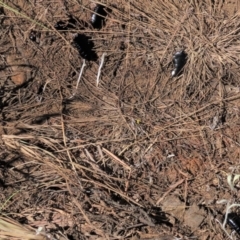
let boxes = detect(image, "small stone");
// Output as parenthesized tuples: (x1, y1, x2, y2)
(184, 203, 205, 230)
(11, 71, 27, 86)
(6, 54, 31, 86)
(212, 177, 219, 186)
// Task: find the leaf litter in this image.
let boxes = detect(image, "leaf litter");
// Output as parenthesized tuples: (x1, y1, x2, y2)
(0, 0, 240, 239)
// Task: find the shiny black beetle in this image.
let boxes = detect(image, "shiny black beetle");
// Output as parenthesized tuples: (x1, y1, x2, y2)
(91, 4, 107, 29)
(227, 213, 240, 234)
(171, 50, 187, 77)
(29, 30, 37, 42)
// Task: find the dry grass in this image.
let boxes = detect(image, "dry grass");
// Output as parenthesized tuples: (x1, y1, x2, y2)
(0, 216, 47, 239)
(1, 0, 240, 239)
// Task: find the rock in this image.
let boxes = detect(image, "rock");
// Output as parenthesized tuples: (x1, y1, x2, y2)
(10, 71, 27, 86)
(183, 203, 205, 230)
(161, 195, 185, 222)
(6, 54, 31, 86)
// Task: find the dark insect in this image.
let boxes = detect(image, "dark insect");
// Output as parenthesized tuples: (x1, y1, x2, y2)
(91, 4, 107, 29)
(227, 213, 240, 234)
(29, 30, 37, 42)
(54, 16, 77, 30)
(171, 50, 187, 77)
(72, 34, 98, 61)
(37, 84, 44, 95)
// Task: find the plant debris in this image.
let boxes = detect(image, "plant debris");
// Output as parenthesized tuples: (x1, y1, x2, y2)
(1, 0, 240, 239)
(54, 15, 77, 30)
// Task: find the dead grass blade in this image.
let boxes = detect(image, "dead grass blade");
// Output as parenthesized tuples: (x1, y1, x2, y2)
(102, 147, 131, 171)
(0, 216, 46, 240)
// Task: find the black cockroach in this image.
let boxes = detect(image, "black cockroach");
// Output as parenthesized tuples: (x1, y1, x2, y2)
(227, 213, 240, 234)
(72, 34, 98, 61)
(171, 50, 187, 77)
(91, 4, 107, 29)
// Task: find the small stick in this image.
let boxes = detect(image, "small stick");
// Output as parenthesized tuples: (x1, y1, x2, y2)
(69, 59, 86, 99)
(156, 179, 185, 205)
(36, 79, 51, 102)
(102, 147, 131, 171)
(96, 52, 106, 87)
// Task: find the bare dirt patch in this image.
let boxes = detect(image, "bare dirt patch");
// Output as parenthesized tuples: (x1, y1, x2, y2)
(1, 0, 240, 239)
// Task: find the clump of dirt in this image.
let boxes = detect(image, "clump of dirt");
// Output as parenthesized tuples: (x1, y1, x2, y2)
(1, 0, 240, 239)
